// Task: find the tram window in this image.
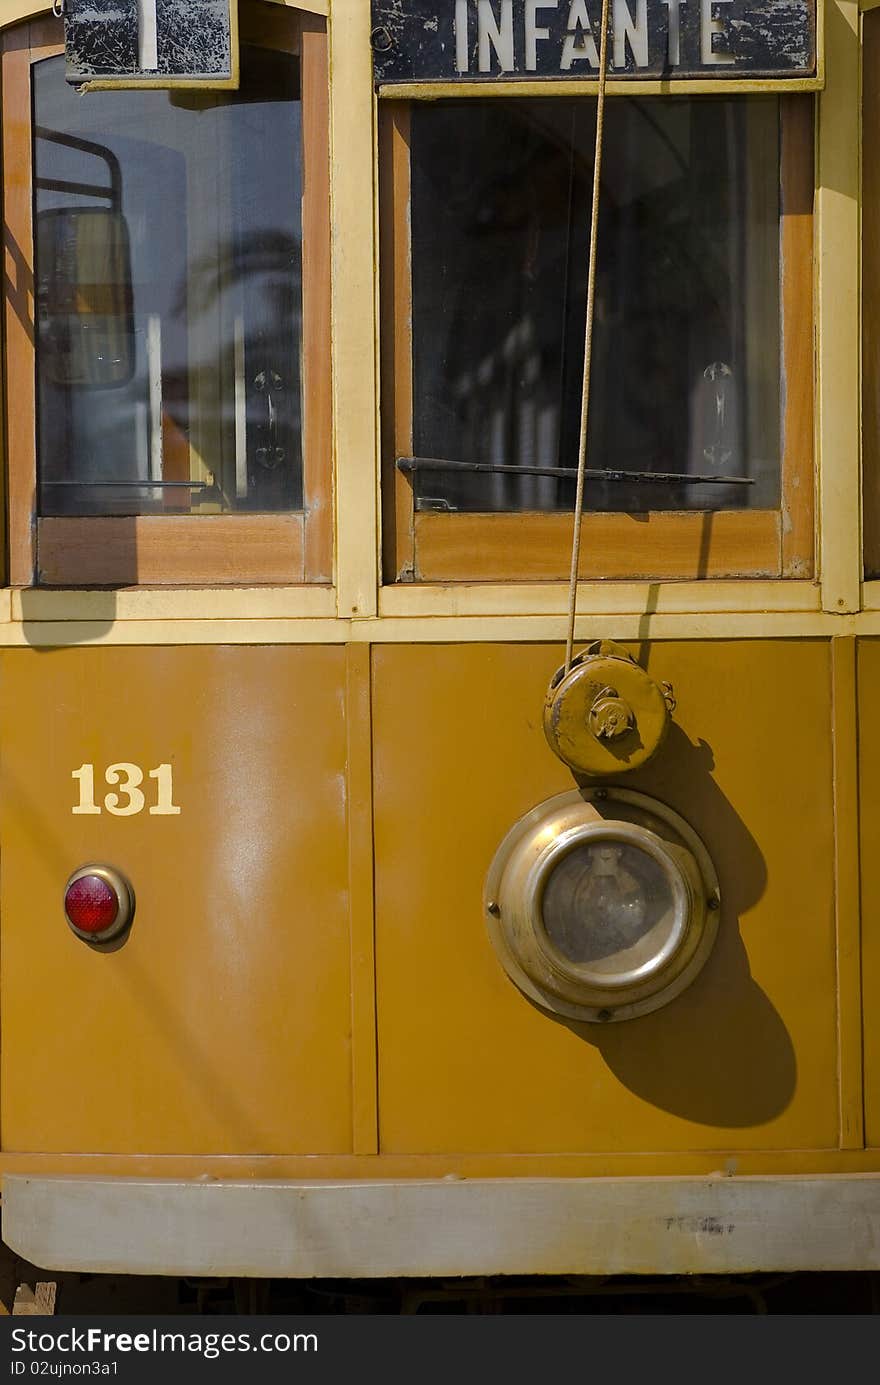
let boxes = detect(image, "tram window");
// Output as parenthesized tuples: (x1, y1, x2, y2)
(381, 96, 814, 583)
(2, 5, 331, 586)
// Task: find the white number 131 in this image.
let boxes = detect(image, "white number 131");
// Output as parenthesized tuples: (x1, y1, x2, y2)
(72, 763, 181, 817)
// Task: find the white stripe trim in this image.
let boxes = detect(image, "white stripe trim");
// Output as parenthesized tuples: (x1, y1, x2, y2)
(137, 0, 159, 72)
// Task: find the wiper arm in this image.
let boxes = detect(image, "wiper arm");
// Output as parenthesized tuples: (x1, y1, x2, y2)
(397, 456, 755, 486)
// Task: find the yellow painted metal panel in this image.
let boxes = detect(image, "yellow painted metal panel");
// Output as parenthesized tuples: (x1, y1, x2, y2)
(345, 643, 380, 1153)
(831, 638, 864, 1147)
(0, 645, 352, 1154)
(5, 1150, 880, 1180)
(858, 640, 880, 1146)
(373, 640, 838, 1154)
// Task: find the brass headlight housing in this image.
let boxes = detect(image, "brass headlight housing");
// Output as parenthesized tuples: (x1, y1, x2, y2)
(484, 789, 719, 1023)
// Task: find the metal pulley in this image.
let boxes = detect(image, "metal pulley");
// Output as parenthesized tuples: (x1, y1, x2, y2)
(544, 640, 675, 776)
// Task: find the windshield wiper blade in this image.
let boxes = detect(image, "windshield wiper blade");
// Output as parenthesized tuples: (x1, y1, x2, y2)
(397, 456, 755, 486)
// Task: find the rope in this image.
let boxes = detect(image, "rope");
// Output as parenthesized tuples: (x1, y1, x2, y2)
(564, 0, 612, 674)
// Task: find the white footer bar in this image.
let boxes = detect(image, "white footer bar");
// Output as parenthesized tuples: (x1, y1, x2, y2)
(3, 1174, 880, 1278)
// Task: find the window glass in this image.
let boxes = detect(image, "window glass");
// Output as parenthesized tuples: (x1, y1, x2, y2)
(408, 97, 781, 514)
(35, 44, 303, 517)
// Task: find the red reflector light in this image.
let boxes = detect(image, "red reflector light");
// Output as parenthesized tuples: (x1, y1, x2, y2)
(65, 874, 118, 933)
(64, 866, 134, 943)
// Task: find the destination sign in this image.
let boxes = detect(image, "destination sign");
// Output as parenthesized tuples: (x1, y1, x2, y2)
(371, 0, 817, 83)
(64, 0, 238, 88)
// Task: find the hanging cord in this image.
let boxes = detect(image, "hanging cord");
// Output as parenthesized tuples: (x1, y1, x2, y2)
(564, 0, 612, 674)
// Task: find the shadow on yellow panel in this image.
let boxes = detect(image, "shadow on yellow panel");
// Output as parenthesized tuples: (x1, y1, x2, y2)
(573, 726, 796, 1129)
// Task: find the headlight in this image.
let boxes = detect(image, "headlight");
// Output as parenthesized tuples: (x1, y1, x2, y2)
(484, 789, 719, 1022)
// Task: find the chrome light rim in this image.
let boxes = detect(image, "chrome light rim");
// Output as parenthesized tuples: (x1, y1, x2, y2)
(484, 789, 720, 1023)
(528, 821, 692, 991)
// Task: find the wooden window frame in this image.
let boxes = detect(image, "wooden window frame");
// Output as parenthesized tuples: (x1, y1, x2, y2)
(865, 10, 880, 579)
(2, 2, 331, 587)
(380, 95, 814, 584)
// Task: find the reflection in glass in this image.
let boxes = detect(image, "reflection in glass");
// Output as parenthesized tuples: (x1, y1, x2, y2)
(35, 46, 303, 516)
(408, 98, 781, 513)
(37, 205, 134, 388)
(541, 839, 678, 977)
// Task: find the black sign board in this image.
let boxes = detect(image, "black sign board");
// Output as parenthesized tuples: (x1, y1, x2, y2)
(371, 0, 817, 84)
(64, 0, 238, 88)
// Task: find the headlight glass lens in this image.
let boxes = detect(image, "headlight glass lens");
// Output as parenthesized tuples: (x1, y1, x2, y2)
(541, 839, 679, 979)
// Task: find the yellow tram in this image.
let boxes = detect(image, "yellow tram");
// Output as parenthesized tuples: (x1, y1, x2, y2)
(0, 0, 877, 1308)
